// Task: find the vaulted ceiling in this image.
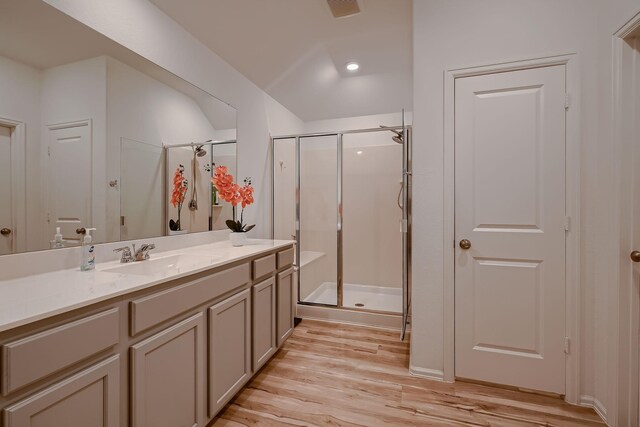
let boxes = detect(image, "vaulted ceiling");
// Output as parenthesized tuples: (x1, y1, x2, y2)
(149, 0, 413, 121)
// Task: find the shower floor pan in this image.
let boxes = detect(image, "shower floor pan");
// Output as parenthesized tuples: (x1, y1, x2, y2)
(303, 282, 402, 313)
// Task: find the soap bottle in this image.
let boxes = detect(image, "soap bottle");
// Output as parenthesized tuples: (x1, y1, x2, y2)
(53, 227, 65, 249)
(80, 228, 97, 271)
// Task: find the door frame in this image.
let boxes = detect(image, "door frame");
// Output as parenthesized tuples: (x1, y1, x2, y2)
(442, 54, 581, 403)
(0, 117, 27, 253)
(611, 10, 640, 427)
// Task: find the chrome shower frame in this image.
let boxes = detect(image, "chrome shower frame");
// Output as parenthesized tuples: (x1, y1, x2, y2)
(271, 125, 413, 338)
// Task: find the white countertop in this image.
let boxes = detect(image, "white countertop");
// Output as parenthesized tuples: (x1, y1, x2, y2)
(0, 239, 294, 333)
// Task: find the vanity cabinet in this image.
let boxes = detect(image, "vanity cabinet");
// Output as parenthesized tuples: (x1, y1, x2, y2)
(3, 355, 120, 427)
(276, 268, 295, 347)
(208, 288, 251, 416)
(252, 277, 277, 371)
(130, 313, 205, 427)
(0, 243, 295, 426)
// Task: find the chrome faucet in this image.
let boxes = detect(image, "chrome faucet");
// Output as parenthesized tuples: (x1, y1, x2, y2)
(114, 246, 134, 263)
(133, 243, 156, 261)
(113, 243, 155, 263)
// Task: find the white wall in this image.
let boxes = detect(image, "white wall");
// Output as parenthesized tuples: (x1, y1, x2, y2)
(0, 55, 41, 251)
(411, 0, 640, 423)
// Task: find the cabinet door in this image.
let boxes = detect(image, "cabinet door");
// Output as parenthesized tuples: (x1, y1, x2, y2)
(252, 277, 276, 371)
(276, 268, 295, 347)
(3, 355, 119, 427)
(131, 313, 204, 427)
(208, 288, 251, 416)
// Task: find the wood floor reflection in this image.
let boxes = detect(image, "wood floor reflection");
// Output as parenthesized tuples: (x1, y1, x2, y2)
(212, 319, 604, 426)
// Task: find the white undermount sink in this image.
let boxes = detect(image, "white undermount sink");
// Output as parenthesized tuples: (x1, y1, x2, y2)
(102, 254, 222, 276)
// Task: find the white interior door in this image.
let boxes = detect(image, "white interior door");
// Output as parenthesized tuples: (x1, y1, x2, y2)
(47, 121, 92, 243)
(0, 125, 13, 255)
(454, 65, 566, 393)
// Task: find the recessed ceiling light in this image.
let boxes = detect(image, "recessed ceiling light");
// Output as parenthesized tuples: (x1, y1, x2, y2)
(357, 150, 363, 155)
(346, 62, 360, 72)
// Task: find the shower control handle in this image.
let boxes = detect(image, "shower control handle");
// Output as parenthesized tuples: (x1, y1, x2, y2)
(459, 239, 471, 250)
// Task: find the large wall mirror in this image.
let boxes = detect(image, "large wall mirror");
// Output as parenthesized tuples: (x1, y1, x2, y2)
(0, 0, 237, 255)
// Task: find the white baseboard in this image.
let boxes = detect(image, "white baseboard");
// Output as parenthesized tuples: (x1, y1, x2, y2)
(409, 364, 447, 382)
(579, 395, 608, 425)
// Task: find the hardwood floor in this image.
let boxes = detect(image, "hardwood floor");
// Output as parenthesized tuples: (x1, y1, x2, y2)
(213, 320, 604, 426)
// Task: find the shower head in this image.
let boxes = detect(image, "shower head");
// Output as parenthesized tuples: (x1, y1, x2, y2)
(194, 145, 208, 157)
(379, 125, 404, 144)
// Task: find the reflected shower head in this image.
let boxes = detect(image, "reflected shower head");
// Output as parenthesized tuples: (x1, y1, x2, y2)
(194, 145, 207, 157)
(379, 125, 404, 144)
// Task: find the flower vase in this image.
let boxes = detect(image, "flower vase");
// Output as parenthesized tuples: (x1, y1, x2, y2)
(229, 232, 247, 247)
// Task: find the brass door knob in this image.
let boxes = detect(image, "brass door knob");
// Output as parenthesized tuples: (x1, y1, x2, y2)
(459, 239, 471, 250)
(631, 251, 640, 263)
(0, 228, 11, 236)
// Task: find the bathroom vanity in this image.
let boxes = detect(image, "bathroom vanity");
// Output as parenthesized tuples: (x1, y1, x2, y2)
(0, 239, 295, 427)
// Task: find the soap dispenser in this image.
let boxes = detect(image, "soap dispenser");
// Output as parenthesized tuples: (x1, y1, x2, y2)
(80, 228, 97, 271)
(52, 227, 65, 249)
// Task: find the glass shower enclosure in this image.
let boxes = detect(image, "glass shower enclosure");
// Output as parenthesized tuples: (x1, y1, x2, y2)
(272, 125, 412, 338)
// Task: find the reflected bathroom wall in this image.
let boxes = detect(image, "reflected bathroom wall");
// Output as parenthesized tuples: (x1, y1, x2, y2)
(0, 0, 237, 254)
(164, 142, 237, 235)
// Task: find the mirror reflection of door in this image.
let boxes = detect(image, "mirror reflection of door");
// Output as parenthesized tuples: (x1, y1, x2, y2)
(0, 125, 13, 255)
(47, 121, 92, 244)
(120, 139, 164, 241)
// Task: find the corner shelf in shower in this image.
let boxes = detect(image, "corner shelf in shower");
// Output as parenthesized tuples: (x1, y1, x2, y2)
(299, 251, 325, 268)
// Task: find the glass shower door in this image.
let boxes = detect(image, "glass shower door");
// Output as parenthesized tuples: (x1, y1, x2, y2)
(298, 135, 339, 306)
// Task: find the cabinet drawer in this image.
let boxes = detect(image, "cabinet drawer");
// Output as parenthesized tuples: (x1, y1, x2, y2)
(2, 355, 120, 427)
(252, 254, 276, 280)
(1, 308, 119, 396)
(277, 247, 295, 269)
(130, 263, 250, 336)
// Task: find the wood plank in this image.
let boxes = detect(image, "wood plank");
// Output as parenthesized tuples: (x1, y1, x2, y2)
(211, 319, 604, 427)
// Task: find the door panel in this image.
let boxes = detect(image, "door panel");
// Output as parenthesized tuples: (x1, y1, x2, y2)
(47, 121, 91, 243)
(130, 314, 204, 427)
(252, 277, 276, 371)
(0, 126, 12, 255)
(277, 268, 295, 346)
(208, 289, 251, 417)
(455, 65, 566, 393)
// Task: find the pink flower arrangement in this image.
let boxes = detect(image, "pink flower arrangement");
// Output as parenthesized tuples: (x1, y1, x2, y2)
(212, 166, 255, 233)
(169, 165, 188, 231)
